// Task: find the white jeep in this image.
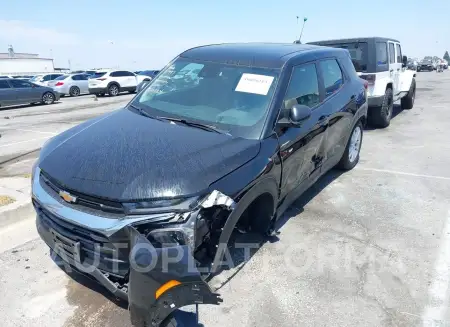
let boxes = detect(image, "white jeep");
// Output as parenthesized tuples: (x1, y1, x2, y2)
(308, 37, 416, 128)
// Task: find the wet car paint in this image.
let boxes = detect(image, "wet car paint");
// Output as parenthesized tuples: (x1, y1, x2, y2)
(39, 108, 261, 201)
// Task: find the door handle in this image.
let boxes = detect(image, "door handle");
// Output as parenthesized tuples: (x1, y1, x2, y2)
(390, 69, 394, 73)
(397, 68, 400, 71)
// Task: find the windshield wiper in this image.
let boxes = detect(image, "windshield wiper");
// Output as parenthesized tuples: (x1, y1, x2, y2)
(129, 104, 164, 121)
(156, 116, 231, 135)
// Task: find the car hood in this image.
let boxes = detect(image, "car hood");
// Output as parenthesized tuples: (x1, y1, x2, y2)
(39, 108, 260, 201)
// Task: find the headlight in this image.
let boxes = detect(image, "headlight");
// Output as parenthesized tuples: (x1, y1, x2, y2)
(147, 226, 195, 249)
(123, 196, 200, 214)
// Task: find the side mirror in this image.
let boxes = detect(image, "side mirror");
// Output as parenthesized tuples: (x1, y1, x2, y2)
(143, 78, 151, 82)
(277, 104, 311, 128)
(402, 55, 408, 67)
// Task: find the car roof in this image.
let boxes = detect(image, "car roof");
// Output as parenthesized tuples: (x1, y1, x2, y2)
(179, 42, 344, 69)
(308, 36, 400, 44)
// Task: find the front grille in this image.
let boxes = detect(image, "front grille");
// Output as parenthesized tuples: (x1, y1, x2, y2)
(39, 171, 126, 218)
(34, 199, 130, 278)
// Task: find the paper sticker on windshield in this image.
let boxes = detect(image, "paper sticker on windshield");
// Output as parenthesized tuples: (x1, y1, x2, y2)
(235, 74, 274, 95)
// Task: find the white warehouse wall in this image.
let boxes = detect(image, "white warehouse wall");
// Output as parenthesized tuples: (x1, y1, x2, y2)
(0, 58, 55, 74)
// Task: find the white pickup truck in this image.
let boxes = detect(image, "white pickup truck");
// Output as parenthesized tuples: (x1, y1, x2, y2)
(308, 37, 416, 128)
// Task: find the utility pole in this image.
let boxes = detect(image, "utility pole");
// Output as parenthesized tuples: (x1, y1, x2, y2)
(68, 59, 71, 71)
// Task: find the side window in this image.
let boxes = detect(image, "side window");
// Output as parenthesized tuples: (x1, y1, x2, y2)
(10, 80, 32, 88)
(0, 80, 11, 89)
(283, 63, 320, 109)
(42, 75, 52, 81)
(71, 75, 80, 81)
(123, 71, 135, 76)
(376, 42, 388, 65)
(389, 43, 396, 64)
(396, 44, 402, 63)
(110, 71, 120, 77)
(319, 59, 344, 97)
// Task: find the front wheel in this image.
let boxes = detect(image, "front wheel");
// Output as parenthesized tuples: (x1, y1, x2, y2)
(401, 78, 416, 110)
(42, 92, 55, 105)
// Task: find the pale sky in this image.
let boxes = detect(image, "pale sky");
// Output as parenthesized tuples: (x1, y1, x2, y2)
(1, 0, 449, 71)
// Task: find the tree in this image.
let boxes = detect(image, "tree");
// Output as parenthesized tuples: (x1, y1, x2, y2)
(444, 51, 450, 62)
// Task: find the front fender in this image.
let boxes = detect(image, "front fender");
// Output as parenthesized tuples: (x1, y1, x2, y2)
(127, 227, 222, 327)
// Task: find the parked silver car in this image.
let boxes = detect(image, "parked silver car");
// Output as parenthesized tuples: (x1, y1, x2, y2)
(48, 73, 89, 96)
(0, 78, 60, 107)
(29, 73, 64, 86)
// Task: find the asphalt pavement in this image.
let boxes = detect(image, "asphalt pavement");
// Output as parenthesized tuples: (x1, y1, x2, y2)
(1, 71, 450, 327)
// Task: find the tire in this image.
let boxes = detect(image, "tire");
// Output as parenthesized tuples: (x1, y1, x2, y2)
(401, 79, 416, 110)
(41, 92, 55, 105)
(369, 87, 393, 128)
(336, 121, 363, 171)
(108, 84, 120, 96)
(69, 86, 80, 97)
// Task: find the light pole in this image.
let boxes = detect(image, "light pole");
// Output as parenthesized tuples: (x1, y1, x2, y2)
(297, 17, 308, 43)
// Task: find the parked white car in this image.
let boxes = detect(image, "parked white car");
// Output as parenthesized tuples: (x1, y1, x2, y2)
(48, 73, 90, 96)
(29, 73, 64, 86)
(88, 70, 138, 96)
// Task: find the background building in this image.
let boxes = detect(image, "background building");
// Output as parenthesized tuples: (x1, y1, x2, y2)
(0, 45, 54, 75)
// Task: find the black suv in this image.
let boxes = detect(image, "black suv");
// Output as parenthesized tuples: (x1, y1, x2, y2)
(32, 43, 368, 326)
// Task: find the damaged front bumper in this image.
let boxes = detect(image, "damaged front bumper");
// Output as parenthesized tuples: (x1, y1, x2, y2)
(32, 168, 233, 326)
(127, 227, 222, 326)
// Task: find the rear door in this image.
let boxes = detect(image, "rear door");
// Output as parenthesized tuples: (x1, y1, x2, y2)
(388, 41, 400, 97)
(9, 79, 42, 103)
(0, 80, 15, 106)
(277, 62, 328, 199)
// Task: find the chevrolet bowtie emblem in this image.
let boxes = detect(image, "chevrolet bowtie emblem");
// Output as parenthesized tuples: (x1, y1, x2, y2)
(59, 190, 77, 203)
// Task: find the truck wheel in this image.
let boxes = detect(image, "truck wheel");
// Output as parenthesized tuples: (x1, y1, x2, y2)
(336, 121, 363, 170)
(401, 78, 416, 110)
(370, 87, 393, 128)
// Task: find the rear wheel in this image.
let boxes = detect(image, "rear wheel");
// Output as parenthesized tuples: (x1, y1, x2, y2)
(369, 87, 393, 128)
(69, 86, 80, 97)
(42, 92, 55, 105)
(401, 78, 415, 110)
(108, 84, 119, 96)
(336, 121, 363, 170)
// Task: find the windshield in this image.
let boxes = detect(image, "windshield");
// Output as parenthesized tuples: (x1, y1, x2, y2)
(321, 42, 368, 72)
(54, 75, 68, 81)
(132, 59, 279, 139)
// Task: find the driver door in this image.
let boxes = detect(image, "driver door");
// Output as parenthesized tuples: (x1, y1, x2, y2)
(277, 62, 328, 200)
